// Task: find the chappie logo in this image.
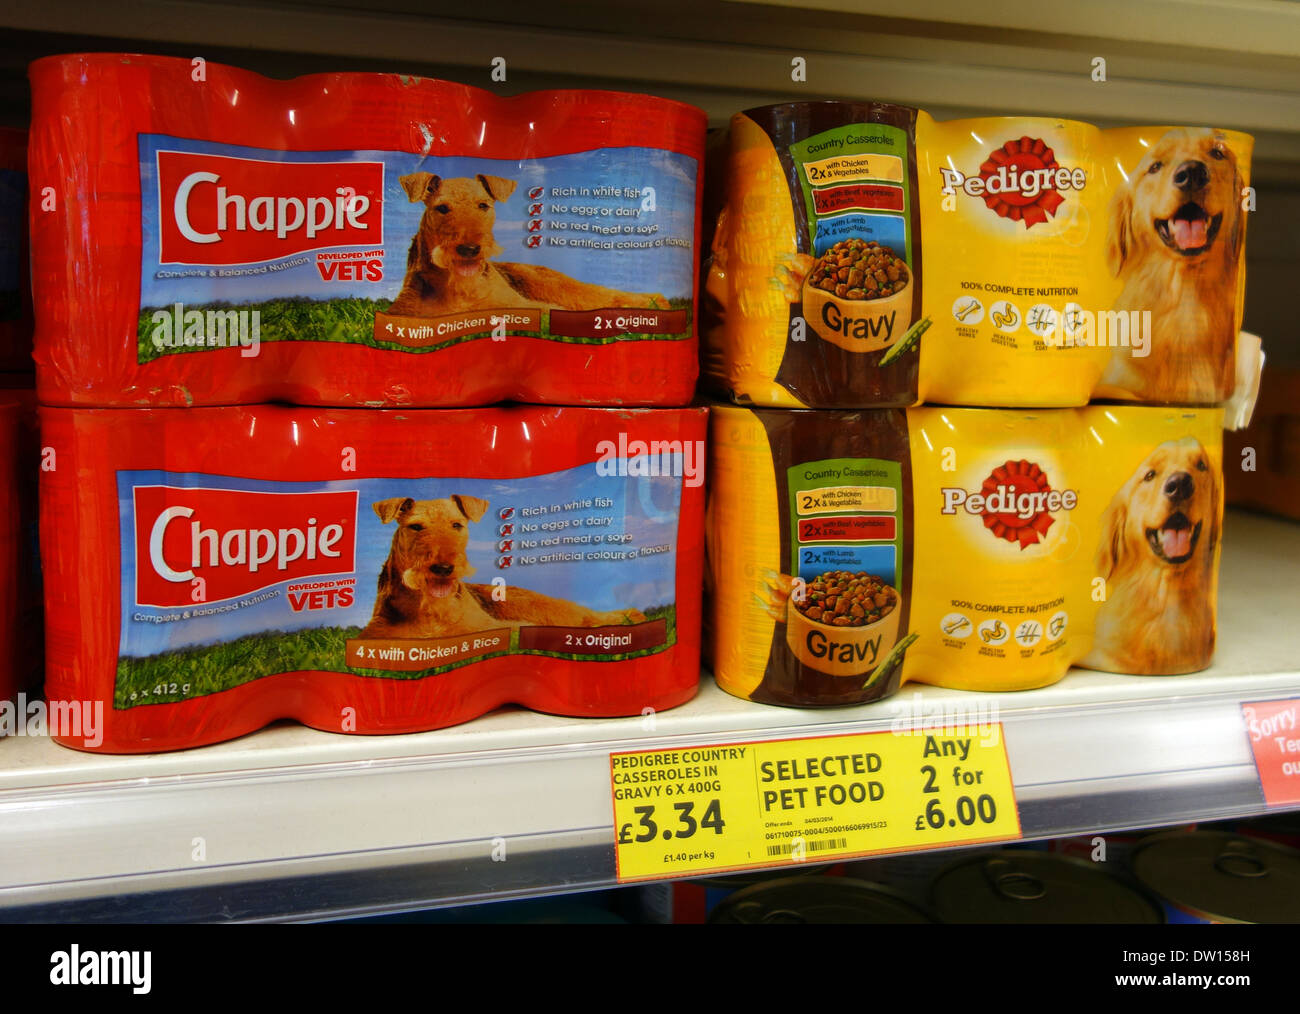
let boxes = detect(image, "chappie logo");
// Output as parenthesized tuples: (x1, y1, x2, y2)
(155, 149, 383, 264)
(595, 435, 705, 488)
(134, 486, 359, 608)
(150, 302, 260, 357)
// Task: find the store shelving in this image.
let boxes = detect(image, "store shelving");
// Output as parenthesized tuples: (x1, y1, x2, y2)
(1, 509, 1295, 921)
(3, 1, 1300, 180)
(1, 0, 1298, 922)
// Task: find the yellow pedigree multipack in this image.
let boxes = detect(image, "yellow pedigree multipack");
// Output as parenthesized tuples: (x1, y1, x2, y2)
(707, 403, 1224, 708)
(702, 103, 1252, 408)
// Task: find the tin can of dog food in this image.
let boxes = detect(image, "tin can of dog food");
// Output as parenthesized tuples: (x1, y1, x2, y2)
(634, 863, 835, 923)
(1131, 830, 1300, 923)
(709, 875, 934, 924)
(30, 54, 705, 408)
(1228, 812, 1300, 852)
(40, 403, 707, 751)
(931, 851, 1164, 923)
(843, 851, 966, 904)
(708, 402, 1226, 706)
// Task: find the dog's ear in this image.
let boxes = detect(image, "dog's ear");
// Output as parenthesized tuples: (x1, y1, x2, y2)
(1096, 493, 1129, 582)
(1106, 182, 1132, 277)
(451, 494, 489, 523)
(476, 175, 517, 203)
(373, 497, 415, 524)
(400, 173, 441, 204)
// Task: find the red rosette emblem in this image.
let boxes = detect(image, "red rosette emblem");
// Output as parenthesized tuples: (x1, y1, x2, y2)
(979, 136, 1064, 229)
(980, 459, 1055, 550)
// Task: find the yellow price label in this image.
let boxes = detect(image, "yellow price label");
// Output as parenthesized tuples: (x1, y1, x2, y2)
(611, 726, 1020, 882)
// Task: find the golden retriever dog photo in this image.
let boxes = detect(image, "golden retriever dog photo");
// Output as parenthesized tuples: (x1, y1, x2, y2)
(1084, 437, 1221, 675)
(387, 173, 668, 317)
(1099, 128, 1244, 403)
(361, 494, 645, 640)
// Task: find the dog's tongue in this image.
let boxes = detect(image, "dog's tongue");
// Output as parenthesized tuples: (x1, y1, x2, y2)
(1161, 525, 1192, 558)
(1170, 216, 1208, 250)
(454, 261, 482, 278)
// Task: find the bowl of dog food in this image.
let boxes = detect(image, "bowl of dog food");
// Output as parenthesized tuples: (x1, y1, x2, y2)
(801, 239, 914, 354)
(784, 569, 903, 681)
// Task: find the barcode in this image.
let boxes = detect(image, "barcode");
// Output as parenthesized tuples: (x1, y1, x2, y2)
(765, 837, 848, 857)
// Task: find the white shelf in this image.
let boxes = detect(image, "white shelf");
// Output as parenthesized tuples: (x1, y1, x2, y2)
(1, 509, 1296, 921)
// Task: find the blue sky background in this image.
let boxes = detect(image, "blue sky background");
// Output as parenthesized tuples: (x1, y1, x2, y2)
(118, 463, 683, 658)
(138, 134, 697, 307)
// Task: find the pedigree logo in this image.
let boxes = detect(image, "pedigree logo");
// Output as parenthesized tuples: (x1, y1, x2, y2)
(940, 460, 1077, 550)
(156, 150, 383, 265)
(938, 136, 1085, 229)
(133, 486, 359, 607)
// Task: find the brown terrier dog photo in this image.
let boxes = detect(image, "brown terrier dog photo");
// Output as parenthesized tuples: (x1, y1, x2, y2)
(387, 173, 669, 316)
(361, 494, 646, 639)
(1099, 128, 1245, 403)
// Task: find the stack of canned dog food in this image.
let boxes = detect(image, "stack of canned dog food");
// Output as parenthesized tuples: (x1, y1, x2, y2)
(27, 54, 709, 752)
(703, 100, 1254, 708)
(9, 54, 1266, 751)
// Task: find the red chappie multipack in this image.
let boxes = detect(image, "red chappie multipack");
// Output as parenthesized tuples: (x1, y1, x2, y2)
(41, 404, 706, 752)
(29, 54, 705, 407)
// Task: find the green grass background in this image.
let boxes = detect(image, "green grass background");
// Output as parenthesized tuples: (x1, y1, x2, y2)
(137, 296, 692, 363)
(115, 603, 677, 709)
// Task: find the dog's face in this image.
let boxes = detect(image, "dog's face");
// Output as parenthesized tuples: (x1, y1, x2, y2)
(400, 173, 517, 278)
(373, 494, 490, 598)
(1108, 128, 1242, 275)
(1099, 437, 1219, 577)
